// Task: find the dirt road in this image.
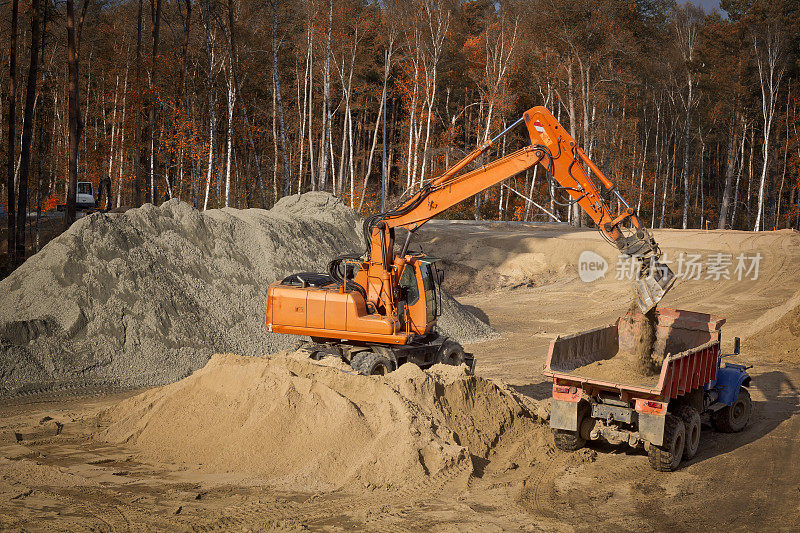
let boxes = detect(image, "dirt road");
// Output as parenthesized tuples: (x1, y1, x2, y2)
(2, 221, 800, 531)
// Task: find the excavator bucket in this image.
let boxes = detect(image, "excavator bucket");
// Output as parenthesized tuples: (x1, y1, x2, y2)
(634, 259, 676, 313)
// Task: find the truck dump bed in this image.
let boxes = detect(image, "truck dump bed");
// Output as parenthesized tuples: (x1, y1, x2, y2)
(543, 308, 725, 401)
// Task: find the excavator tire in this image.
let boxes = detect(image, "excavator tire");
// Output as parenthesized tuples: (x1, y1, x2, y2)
(676, 404, 701, 460)
(297, 343, 321, 360)
(351, 351, 392, 376)
(553, 429, 586, 451)
(647, 414, 685, 471)
(713, 387, 752, 433)
(438, 340, 467, 367)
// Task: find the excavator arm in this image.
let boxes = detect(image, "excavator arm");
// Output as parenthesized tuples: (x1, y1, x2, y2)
(366, 106, 675, 312)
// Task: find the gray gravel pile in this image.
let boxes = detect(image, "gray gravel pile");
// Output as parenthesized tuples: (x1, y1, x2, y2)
(0, 192, 493, 394)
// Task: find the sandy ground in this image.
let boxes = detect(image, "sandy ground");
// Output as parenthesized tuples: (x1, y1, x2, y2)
(2, 221, 800, 531)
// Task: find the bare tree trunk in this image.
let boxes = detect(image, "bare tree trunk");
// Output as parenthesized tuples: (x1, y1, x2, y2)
(305, 14, 315, 190)
(147, 0, 162, 204)
(730, 122, 746, 228)
(358, 39, 393, 212)
(15, 0, 41, 264)
(35, 1, 48, 252)
(134, 0, 144, 206)
(224, 70, 236, 207)
(65, 0, 89, 224)
(116, 65, 129, 208)
(752, 26, 786, 231)
(775, 86, 790, 228)
(297, 20, 312, 193)
(107, 75, 119, 186)
(682, 100, 691, 229)
(201, 0, 216, 211)
(419, 5, 450, 185)
(636, 115, 648, 214)
(651, 95, 662, 227)
(718, 103, 738, 228)
(746, 125, 754, 227)
(270, 1, 291, 197)
(7, 0, 19, 256)
(660, 126, 677, 229)
(272, 85, 278, 202)
(318, 0, 332, 191)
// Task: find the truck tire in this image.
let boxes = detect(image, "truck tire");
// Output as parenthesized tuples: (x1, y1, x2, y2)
(553, 429, 586, 451)
(438, 340, 467, 367)
(351, 351, 392, 376)
(713, 387, 752, 433)
(676, 405, 701, 460)
(647, 414, 685, 471)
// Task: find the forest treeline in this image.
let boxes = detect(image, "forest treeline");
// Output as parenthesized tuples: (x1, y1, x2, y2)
(2, 0, 799, 265)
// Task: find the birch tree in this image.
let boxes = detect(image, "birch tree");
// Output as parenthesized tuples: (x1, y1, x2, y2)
(672, 3, 701, 229)
(751, 19, 786, 231)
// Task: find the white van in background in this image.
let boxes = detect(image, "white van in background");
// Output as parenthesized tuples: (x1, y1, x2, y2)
(76, 182, 96, 210)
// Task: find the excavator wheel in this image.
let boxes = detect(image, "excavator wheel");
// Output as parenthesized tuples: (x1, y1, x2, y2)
(297, 343, 322, 361)
(438, 340, 467, 367)
(351, 351, 392, 376)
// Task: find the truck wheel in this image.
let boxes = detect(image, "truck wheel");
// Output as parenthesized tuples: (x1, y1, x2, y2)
(676, 405, 701, 460)
(350, 351, 392, 376)
(713, 387, 752, 433)
(553, 429, 586, 451)
(647, 414, 685, 471)
(438, 340, 466, 367)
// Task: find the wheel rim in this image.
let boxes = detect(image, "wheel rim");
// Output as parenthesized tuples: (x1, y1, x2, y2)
(688, 423, 699, 448)
(732, 400, 745, 421)
(673, 433, 685, 466)
(371, 363, 388, 376)
(445, 352, 464, 366)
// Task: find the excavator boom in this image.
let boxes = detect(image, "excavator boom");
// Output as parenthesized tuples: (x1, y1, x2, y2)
(368, 106, 674, 312)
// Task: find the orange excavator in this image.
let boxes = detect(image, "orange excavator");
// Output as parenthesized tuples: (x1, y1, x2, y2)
(265, 106, 675, 374)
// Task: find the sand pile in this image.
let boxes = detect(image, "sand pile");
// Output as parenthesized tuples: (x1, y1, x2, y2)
(0, 193, 493, 395)
(569, 351, 662, 388)
(98, 352, 542, 491)
(745, 296, 800, 364)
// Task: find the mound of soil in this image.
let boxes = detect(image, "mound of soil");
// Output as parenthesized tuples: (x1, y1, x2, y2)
(98, 352, 543, 491)
(745, 293, 800, 364)
(0, 193, 493, 395)
(568, 351, 662, 388)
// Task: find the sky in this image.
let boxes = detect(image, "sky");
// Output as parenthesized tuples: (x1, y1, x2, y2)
(686, 0, 723, 13)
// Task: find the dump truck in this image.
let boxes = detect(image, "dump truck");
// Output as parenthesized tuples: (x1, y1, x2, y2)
(543, 308, 752, 471)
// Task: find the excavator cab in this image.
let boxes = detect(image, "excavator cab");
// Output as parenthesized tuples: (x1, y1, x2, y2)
(397, 257, 442, 334)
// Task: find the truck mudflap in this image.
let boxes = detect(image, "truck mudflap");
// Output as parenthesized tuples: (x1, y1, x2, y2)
(551, 399, 580, 431)
(637, 413, 666, 446)
(550, 384, 583, 431)
(635, 399, 668, 446)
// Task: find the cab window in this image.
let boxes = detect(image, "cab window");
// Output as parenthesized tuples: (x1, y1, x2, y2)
(399, 265, 419, 305)
(77, 182, 92, 195)
(420, 263, 437, 322)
